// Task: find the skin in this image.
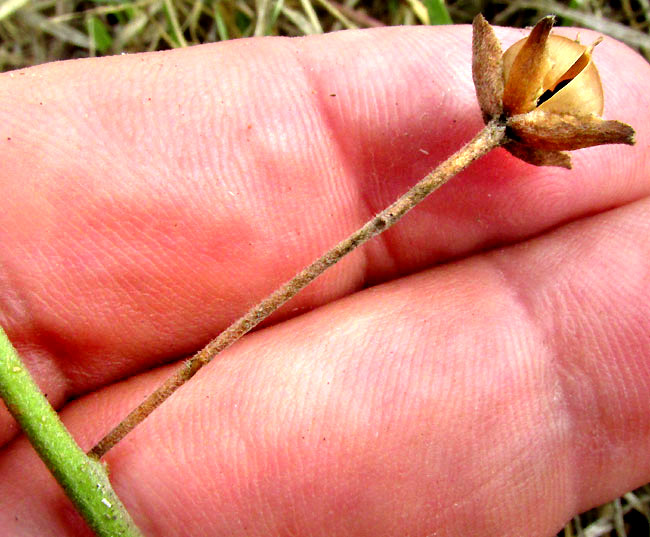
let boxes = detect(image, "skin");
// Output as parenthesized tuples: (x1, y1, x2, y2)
(0, 23, 649, 537)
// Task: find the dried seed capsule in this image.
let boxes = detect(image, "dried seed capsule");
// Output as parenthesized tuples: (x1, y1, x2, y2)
(502, 33, 603, 116)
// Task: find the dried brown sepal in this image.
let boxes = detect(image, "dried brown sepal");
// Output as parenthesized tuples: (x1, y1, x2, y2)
(508, 111, 636, 151)
(472, 14, 504, 123)
(502, 16, 555, 116)
(504, 141, 572, 169)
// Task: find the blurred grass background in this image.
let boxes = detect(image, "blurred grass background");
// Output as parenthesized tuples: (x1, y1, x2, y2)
(1, 0, 649, 536)
(1, 0, 649, 68)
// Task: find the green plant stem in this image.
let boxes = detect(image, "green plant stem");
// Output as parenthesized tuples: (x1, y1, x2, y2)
(89, 118, 507, 460)
(0, 326, 143, 537)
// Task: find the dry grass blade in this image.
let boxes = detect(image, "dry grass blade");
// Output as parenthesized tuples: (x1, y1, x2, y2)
(20, 9, 90, 48)
(314, 0, 357, 29)
(497, 0, 650, 51)
(299, 0, 322, 33)
(403, 0, 429, 24)
(0, 0, 29, 21)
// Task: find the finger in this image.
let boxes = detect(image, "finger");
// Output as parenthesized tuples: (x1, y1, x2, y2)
(0, 25, 648, 443)
(1, 196, 648, 536)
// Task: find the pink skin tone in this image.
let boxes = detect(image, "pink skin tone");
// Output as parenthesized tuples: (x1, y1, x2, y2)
(0, 23, 649, 537)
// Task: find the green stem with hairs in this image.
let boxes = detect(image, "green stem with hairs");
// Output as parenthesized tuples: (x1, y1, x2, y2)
(0, 326, 143, 537)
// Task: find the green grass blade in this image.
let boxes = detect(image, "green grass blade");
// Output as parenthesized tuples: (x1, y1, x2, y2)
(214, 3, 229, 40)
(424, 0, 452, 25)
(88, 15, 113, 53)
(265, 0, 285, 34)
(163, 0, 188, 47)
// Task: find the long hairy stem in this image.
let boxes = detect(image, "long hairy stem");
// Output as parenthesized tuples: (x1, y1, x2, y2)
(88, 119, 506, 459)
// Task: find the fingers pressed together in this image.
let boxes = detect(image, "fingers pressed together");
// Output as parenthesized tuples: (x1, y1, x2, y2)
(0, 24, 649, 536)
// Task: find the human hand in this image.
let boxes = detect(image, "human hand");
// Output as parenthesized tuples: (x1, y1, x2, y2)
(0, 24, 649, 536)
